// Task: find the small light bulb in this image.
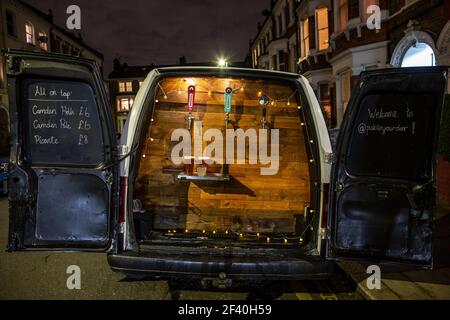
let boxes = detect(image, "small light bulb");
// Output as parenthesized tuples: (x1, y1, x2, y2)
(151, 118, 154, 122)
(284, 239, 288, 244)
(301, 122, 305, 126)
(271, 101, 275, 105)
(300, 237, 304, 243)
(225, 230, 229, 234)
(257, 233, 260, 237)
(185, 229, 189, 233)
(258, 91, 262, 96)
(202, 230, 206, 234)
(239, 233, 243, 237)
(164, 95, 167, 99)
(142, 154, 146, 158)
(213, 230, 216, 234)
(155, 99, 159, 103)
(178, 89, 182, 95)
(173, 230, 177, 233)
(240, 87, 244, 91)
(267, 237, 271, 243)
(287, 100, 291, 106)
(208, 90, 211, 95)
(297, 106, 302, 109)
(310, 140, 314, 144)
(150, 138, 154, 142)
(310, 159, 315, 163)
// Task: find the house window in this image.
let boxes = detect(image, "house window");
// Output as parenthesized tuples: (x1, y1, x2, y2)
(341, 71, 351, 112)
(119, 81, 133, 92)
(38, 32, 48, 51)
(277, 14, 283, 36)
(284, 5, 290, 27)
(278, 50, 286, 71)
(117, 97, 134, 112)
(271, 55, 277, 70)
(62, 43, 70, 54)
(25, 22, 35, 45)
(301, 18, 310, 58)
(6, 10, 17, 37)
(361, 0, 378, 22)
(339, 0, 349, 31)
(319, 83, 332, 127)
(316, 8, 329, 51)
(71, 47, 80, 56)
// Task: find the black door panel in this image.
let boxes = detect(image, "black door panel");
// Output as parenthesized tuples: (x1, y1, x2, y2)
(328, 67, 448, 267)
(6, 50, 118, 252)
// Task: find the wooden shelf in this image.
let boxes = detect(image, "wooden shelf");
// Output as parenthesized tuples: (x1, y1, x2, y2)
(177, 173, 230, 182)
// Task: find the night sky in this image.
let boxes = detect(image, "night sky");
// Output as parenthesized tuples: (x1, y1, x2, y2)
(23, 0, 267, 75)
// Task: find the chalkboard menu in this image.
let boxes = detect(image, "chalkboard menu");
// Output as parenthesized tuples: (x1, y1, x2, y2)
(346, 93, 436, 180)
(23, 79, 105, 165)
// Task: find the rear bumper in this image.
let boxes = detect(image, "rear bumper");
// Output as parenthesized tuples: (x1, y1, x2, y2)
(107, 249, 334, 280)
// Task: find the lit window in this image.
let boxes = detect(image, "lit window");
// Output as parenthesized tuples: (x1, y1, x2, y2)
(117, 97, 134, 112)
(401, 43, 436, 67)
(38, 32, 47, 51)
(6, 10, 17, 37)
(25, 22, 35, 45)
(361, 0, 379, 22)
(316, 8, 329, 51)
(301, 19, 310, 58)
(119, 81, 133, 92)
(339, 0, 348, 31)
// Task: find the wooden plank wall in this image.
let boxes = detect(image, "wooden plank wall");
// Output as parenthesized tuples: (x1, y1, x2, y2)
(135, 102, 311, 234)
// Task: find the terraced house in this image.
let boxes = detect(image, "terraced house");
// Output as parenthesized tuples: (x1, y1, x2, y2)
(250, 0, 450, 129)
(0, 0, 104, 156)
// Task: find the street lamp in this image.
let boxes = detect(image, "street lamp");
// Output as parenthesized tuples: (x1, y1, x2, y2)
(217, 58, 228, 68)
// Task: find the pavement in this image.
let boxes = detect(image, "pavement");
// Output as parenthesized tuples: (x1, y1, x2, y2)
(0, 197, 362, 300)
(1, 195, 449, 300)
(338, 208, 450, 300)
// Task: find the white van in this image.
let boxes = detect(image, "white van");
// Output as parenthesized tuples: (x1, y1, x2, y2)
(5, 50, 448, 285)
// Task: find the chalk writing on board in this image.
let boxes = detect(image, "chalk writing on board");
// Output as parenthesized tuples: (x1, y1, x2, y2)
(25, 80, 104, 165)
(358, 106, 417, 136)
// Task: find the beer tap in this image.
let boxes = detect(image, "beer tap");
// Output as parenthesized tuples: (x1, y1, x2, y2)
(187, 85, 196, 131)
(188, 112, 194, 130)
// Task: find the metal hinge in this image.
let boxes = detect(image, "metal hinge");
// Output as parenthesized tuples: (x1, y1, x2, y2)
(324, 152, 335, 164)
(320, 228, 330, 240)
(117, 145, 129, 157)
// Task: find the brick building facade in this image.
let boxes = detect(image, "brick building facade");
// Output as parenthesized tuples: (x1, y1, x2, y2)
(250, 0, 450, 207)
(250, 0, 450, 128)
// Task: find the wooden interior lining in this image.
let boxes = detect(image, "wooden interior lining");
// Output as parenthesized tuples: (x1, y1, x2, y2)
(135, 78, 311, 235)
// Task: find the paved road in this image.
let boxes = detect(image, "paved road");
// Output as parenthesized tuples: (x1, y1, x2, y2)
(0, 198, 363, 300)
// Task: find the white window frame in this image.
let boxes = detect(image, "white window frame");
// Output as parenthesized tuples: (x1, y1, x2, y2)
(25, 21, 35, 45)
(316, 8, 330, 51)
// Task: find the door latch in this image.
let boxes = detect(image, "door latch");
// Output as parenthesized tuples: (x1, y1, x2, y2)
(335, 182, 344, 192)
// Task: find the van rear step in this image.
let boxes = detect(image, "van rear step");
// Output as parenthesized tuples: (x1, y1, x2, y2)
(108, 246, 334, 281)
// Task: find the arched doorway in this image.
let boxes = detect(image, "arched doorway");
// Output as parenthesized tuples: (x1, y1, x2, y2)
(391, 29, 438, 68)
(401, 42, 436, 67)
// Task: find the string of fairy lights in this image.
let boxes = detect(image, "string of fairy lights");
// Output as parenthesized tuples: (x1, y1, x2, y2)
(155, 81, 299, 107)
(152, 80, 318, 245)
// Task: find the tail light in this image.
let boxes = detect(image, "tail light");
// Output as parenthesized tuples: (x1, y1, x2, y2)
(119, 176, 127, 224)
(321, 183, 330, 229)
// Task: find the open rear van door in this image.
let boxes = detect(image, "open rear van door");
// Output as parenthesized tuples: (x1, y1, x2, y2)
(327, 67, 448, 267)
(6, 50, 118, 252)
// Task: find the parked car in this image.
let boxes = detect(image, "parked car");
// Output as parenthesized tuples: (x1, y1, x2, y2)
(4, 50, 448, 285)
